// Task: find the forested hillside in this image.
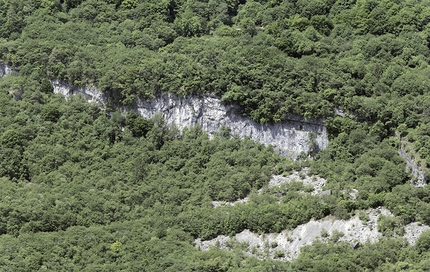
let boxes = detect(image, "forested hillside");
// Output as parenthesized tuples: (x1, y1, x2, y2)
(2, 0, 430, 270)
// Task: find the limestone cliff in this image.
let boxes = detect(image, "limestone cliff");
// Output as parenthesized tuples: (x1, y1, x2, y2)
(51, 80, 106, 105)
(195, 207, 430, 261)
(53, 83, 328, 159)
(1, 64, 328, 158)
(135, 93, 328, 159)
(0, 63, 12, 77)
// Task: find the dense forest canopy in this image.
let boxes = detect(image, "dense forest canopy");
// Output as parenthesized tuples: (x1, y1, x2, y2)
(2, 0, 430, 270)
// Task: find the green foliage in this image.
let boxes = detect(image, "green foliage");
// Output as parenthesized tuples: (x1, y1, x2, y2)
(0, 0, 429, 125)
(416, 230, 430, 253)
(0, 129, 22, 148)
(125, 111, 153, 138)
(377, 215, 404, 237)
(0, 80, 298, 269)
(275, 250, 285, 258)
(41, 103, 61, 122)
(2, 0, 430, 269)
(292, 238, 419, 271)
(321, 228, 329, 238)
(330, 230, 344, 243)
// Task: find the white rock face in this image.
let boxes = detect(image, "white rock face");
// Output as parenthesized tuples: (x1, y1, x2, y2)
(404, 222, 430, 245)
(212, 168, 327, 207)
(0, 63, 13, 77)
(195, 207, 430, 261)
(398, 149, 427, 187)
(51, 80, 107, 105)
(49, 80, 328, 158)
(1, 64, 328, 158)
(268, 167, 326, 195)
(136, 93, 328, 159)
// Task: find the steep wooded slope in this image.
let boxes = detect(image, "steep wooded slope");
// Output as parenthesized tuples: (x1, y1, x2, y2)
(2, 0, 430, 270)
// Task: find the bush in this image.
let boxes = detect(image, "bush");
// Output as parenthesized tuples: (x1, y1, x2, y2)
(416, 230, 430, 253)
(377, 215, 404, 237)
(275, 250, 285, 258)
(330, 230, 344, 243)
(41, 104, 61, 122)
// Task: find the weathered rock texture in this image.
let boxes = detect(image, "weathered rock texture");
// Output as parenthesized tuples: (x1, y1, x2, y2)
(398, 149, 426, 187)
(49, 79, 328, 159)
(0, 63, 13, 77)
(136, 93, 328, 158)
(51, 80, 107, 105)
(1, 63, 329, 158)
(267, 167, 326, 195)
(195, 207, 429, 261)
(212, 167, 327, 207)
(2, 63, 430, 260)
(200, 172, 430, 261)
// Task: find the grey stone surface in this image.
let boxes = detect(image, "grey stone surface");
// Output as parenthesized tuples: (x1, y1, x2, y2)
(0, 63, 13, 77)
(212, 168, 327, 207)
(398, 149, 426, 187)
(135, 93, 328, 159)
(51, 80, 107, 105)
(8, 88, 24, 101)
(3, 63, 430, 261)
(404, 223, 430, 245)
(195, 207, 430, 261)
(268, 168, 326, 195)
(49, 80, 328, 159)
(2, 63, 329, 159)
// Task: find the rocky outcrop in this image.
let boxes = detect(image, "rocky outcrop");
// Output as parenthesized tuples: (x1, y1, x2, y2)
(212, 168, 327, 207)
(395, 133, 427, 187)
(136, 93, 328, 158)
(47, 80, 328, 158)
(267, 168, 326, 195)
(0, 63, 13, 77)
(399, 148, 427, 187)
(200, 171, 430, 261)
(398, 149, 426, 187)
(195, 207, 430, 261)
(1, 63, 328, 158)
(49, 80, 328, 158)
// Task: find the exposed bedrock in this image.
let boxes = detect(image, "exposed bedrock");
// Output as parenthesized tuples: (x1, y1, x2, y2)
(398, 149, 426, 187)
(51, 80, 106, 105)
(0, 63, 13, 77)
(51, 79, 328, 158)
(195, 207, 430, 261)
(135, 93, 328, 158)
(2, 64, 328, 158)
